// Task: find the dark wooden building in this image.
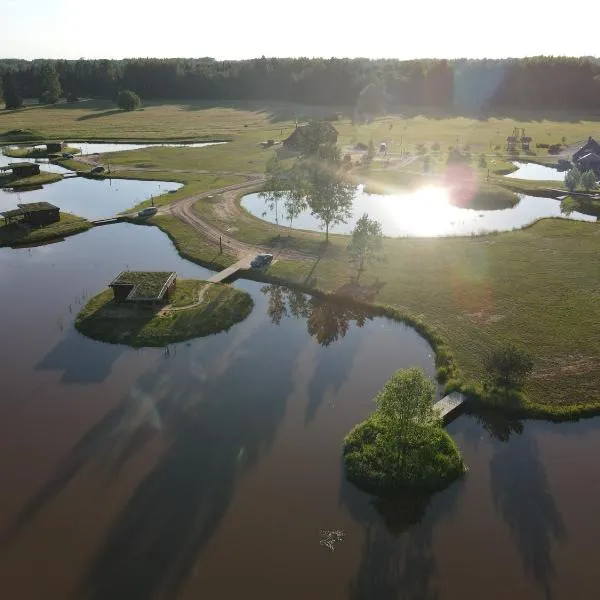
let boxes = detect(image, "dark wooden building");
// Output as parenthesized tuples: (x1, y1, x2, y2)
(283, 122, 338, 151)
(573, 137, 600, 167)
(109, 271, 177, 304)
(0, 162, 41, 178)
(1, 202, 60, 226)
(45, 141, 64, 153)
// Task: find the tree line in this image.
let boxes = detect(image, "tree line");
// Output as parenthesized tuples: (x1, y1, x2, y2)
(1, 56, 600, 111)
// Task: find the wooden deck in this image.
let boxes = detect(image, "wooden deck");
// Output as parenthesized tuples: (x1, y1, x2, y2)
(208, 255, 253, 283)
(434, 391, 467, 422)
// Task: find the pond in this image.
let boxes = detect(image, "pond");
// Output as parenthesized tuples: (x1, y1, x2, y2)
(0, 176, 181, 221)
(505, 161, 566, 181)
(1, 223, 600, 599)
(242, 186, 596, 237)
(68, 141, 228, 155)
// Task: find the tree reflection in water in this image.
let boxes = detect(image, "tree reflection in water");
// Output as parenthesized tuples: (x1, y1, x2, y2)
(341, 470, 462, 600)
(261, 284, 370, 347)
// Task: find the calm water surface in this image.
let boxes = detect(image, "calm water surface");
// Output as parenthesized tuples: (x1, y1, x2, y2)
(68, 141, 228, 155)
(1, 224, 599, 600)
(242, 186, 595, 237)
(505, 161, 566, 181)
(0, 156, 181, 220)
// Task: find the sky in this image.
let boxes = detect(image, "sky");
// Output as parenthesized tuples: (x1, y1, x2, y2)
(1, 0, 598, 61)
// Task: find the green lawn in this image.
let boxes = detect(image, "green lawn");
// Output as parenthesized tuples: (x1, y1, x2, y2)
(75, 280, 254, 347)
(0, 213, 92, 247)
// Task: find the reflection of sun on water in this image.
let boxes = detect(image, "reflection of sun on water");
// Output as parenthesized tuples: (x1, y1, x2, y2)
(383, 186, 456, 236)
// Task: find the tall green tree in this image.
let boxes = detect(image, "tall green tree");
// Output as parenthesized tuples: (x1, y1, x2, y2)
(2, 73, 22, 109)
(303, 161, 355, 242)
(564, 167, 581, 192)
(581, 170, 597, 191)
(39, 64, 62, 104)
(374, 368, 439, 466)
(347, 213, 383, 275)
(117, 89, 141, 111)
(259, 155, 288, 228)
(282, 163, 307, 232)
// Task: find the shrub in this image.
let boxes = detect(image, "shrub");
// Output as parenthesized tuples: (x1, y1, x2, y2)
(548, 144, 562, 155)
(581, 170, 597, 191)
(484, 343, 534, 389)
(564, 167, 581, 192)
(117, 89, 141, 111)
(431, 142, 441, 152)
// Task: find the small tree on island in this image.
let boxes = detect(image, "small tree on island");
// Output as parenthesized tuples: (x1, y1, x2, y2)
(581, 170, 597, 192)
(564, 167, 581, 192)
(342, 367, 465, 495)
(347, 213, 383, 276)
(117, 89, 141, 111)
(484, 342, 534, 389)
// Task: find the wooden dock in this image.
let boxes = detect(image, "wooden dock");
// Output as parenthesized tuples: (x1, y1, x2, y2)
(434, 391, 467, 422)
(208, 255, 253, 283)
(92, 217, 123, 226)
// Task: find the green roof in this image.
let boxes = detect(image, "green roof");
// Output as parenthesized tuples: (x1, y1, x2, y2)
(109, 271, 176, 300)
(1, 208, 25, 218)
(2, 162, 37, 169)
(18, 202, 59, 212)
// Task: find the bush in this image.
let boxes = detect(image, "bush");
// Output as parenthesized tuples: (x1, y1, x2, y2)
(117, 89, 141, 111)
(581, 170, 597, 191)
(548, 144, 562, 155)
(536, 143, 549, 149)
(431, 142, 441, 152)
(484, 343, 534, 389)
(564, 167, 581, 192)
(343, 418, 465, 494)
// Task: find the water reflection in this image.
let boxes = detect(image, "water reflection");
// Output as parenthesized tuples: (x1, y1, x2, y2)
(489, 427, 565, 598)
(242, 188, 596, 237)
(261, 284, 370, 346)
(470, 408, 524, 443)
(341, 472, 462, 600)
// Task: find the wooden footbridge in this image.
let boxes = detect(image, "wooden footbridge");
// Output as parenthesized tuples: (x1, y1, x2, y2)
(208, 255, 253, 283)
(433, 391, 467, 422)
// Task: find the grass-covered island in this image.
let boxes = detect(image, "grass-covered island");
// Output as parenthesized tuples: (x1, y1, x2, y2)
(75, 277, 253, 347)
(0, 213, 91, 247)
(343, 368, 465, 495)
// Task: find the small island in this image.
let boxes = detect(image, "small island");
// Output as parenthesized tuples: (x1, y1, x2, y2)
(0, 162, 63, 188)
(75, 271, 253, 347)
(0, 202, 91, 247)
(3, 141, 81, 160)
(343, 367, 465, 495)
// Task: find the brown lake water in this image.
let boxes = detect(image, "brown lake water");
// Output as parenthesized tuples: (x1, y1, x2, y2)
(0, 223, 598, 600)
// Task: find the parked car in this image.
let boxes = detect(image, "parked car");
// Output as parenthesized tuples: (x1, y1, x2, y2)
(62, 152, 74, 159)
(250, 253, 273, 268)
(138, 206, 158, 217)
(91, 165, 105, 174)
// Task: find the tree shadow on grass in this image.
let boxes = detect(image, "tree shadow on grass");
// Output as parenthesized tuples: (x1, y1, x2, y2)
(77, 109, 125, 121)
(489, 426, 566, 599)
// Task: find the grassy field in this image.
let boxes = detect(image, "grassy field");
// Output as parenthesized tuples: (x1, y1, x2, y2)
(75, 280, 253, 347)
(0, 213, 92, 247)
(2, 99, 599, 414)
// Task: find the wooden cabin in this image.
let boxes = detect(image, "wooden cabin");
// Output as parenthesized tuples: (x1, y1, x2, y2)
(506, 136, 518, 153)
(574, 137, 600, 166)
(108, 271, 177, 304)
(283, 122, 338, 151)
(578, 152, 600, 172)
(1, 202, 60, 226)
(0, 162, 41, 178)
(45, 141, 64, 153)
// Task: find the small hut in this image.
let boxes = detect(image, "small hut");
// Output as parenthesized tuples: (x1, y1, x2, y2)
(1, 202, 60, 226)
(108, 271, 177, 304)
(573, 137, 600, 166)
(45, 141, 64, 153)
(521, 136, 532, 151)
(0, 162, 41, 178)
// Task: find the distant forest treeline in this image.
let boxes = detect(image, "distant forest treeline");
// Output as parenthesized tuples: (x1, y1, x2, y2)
(1, 56, 599, 112)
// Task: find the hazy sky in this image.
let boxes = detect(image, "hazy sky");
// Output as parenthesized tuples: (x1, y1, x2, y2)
(2, 0, 598, 60)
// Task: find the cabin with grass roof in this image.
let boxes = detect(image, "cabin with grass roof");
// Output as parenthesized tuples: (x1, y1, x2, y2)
(109, 271, 177, 304)
(45, 141, 64, 153)
(1, 202, 60, 226)
(0, 162, 41, 178)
